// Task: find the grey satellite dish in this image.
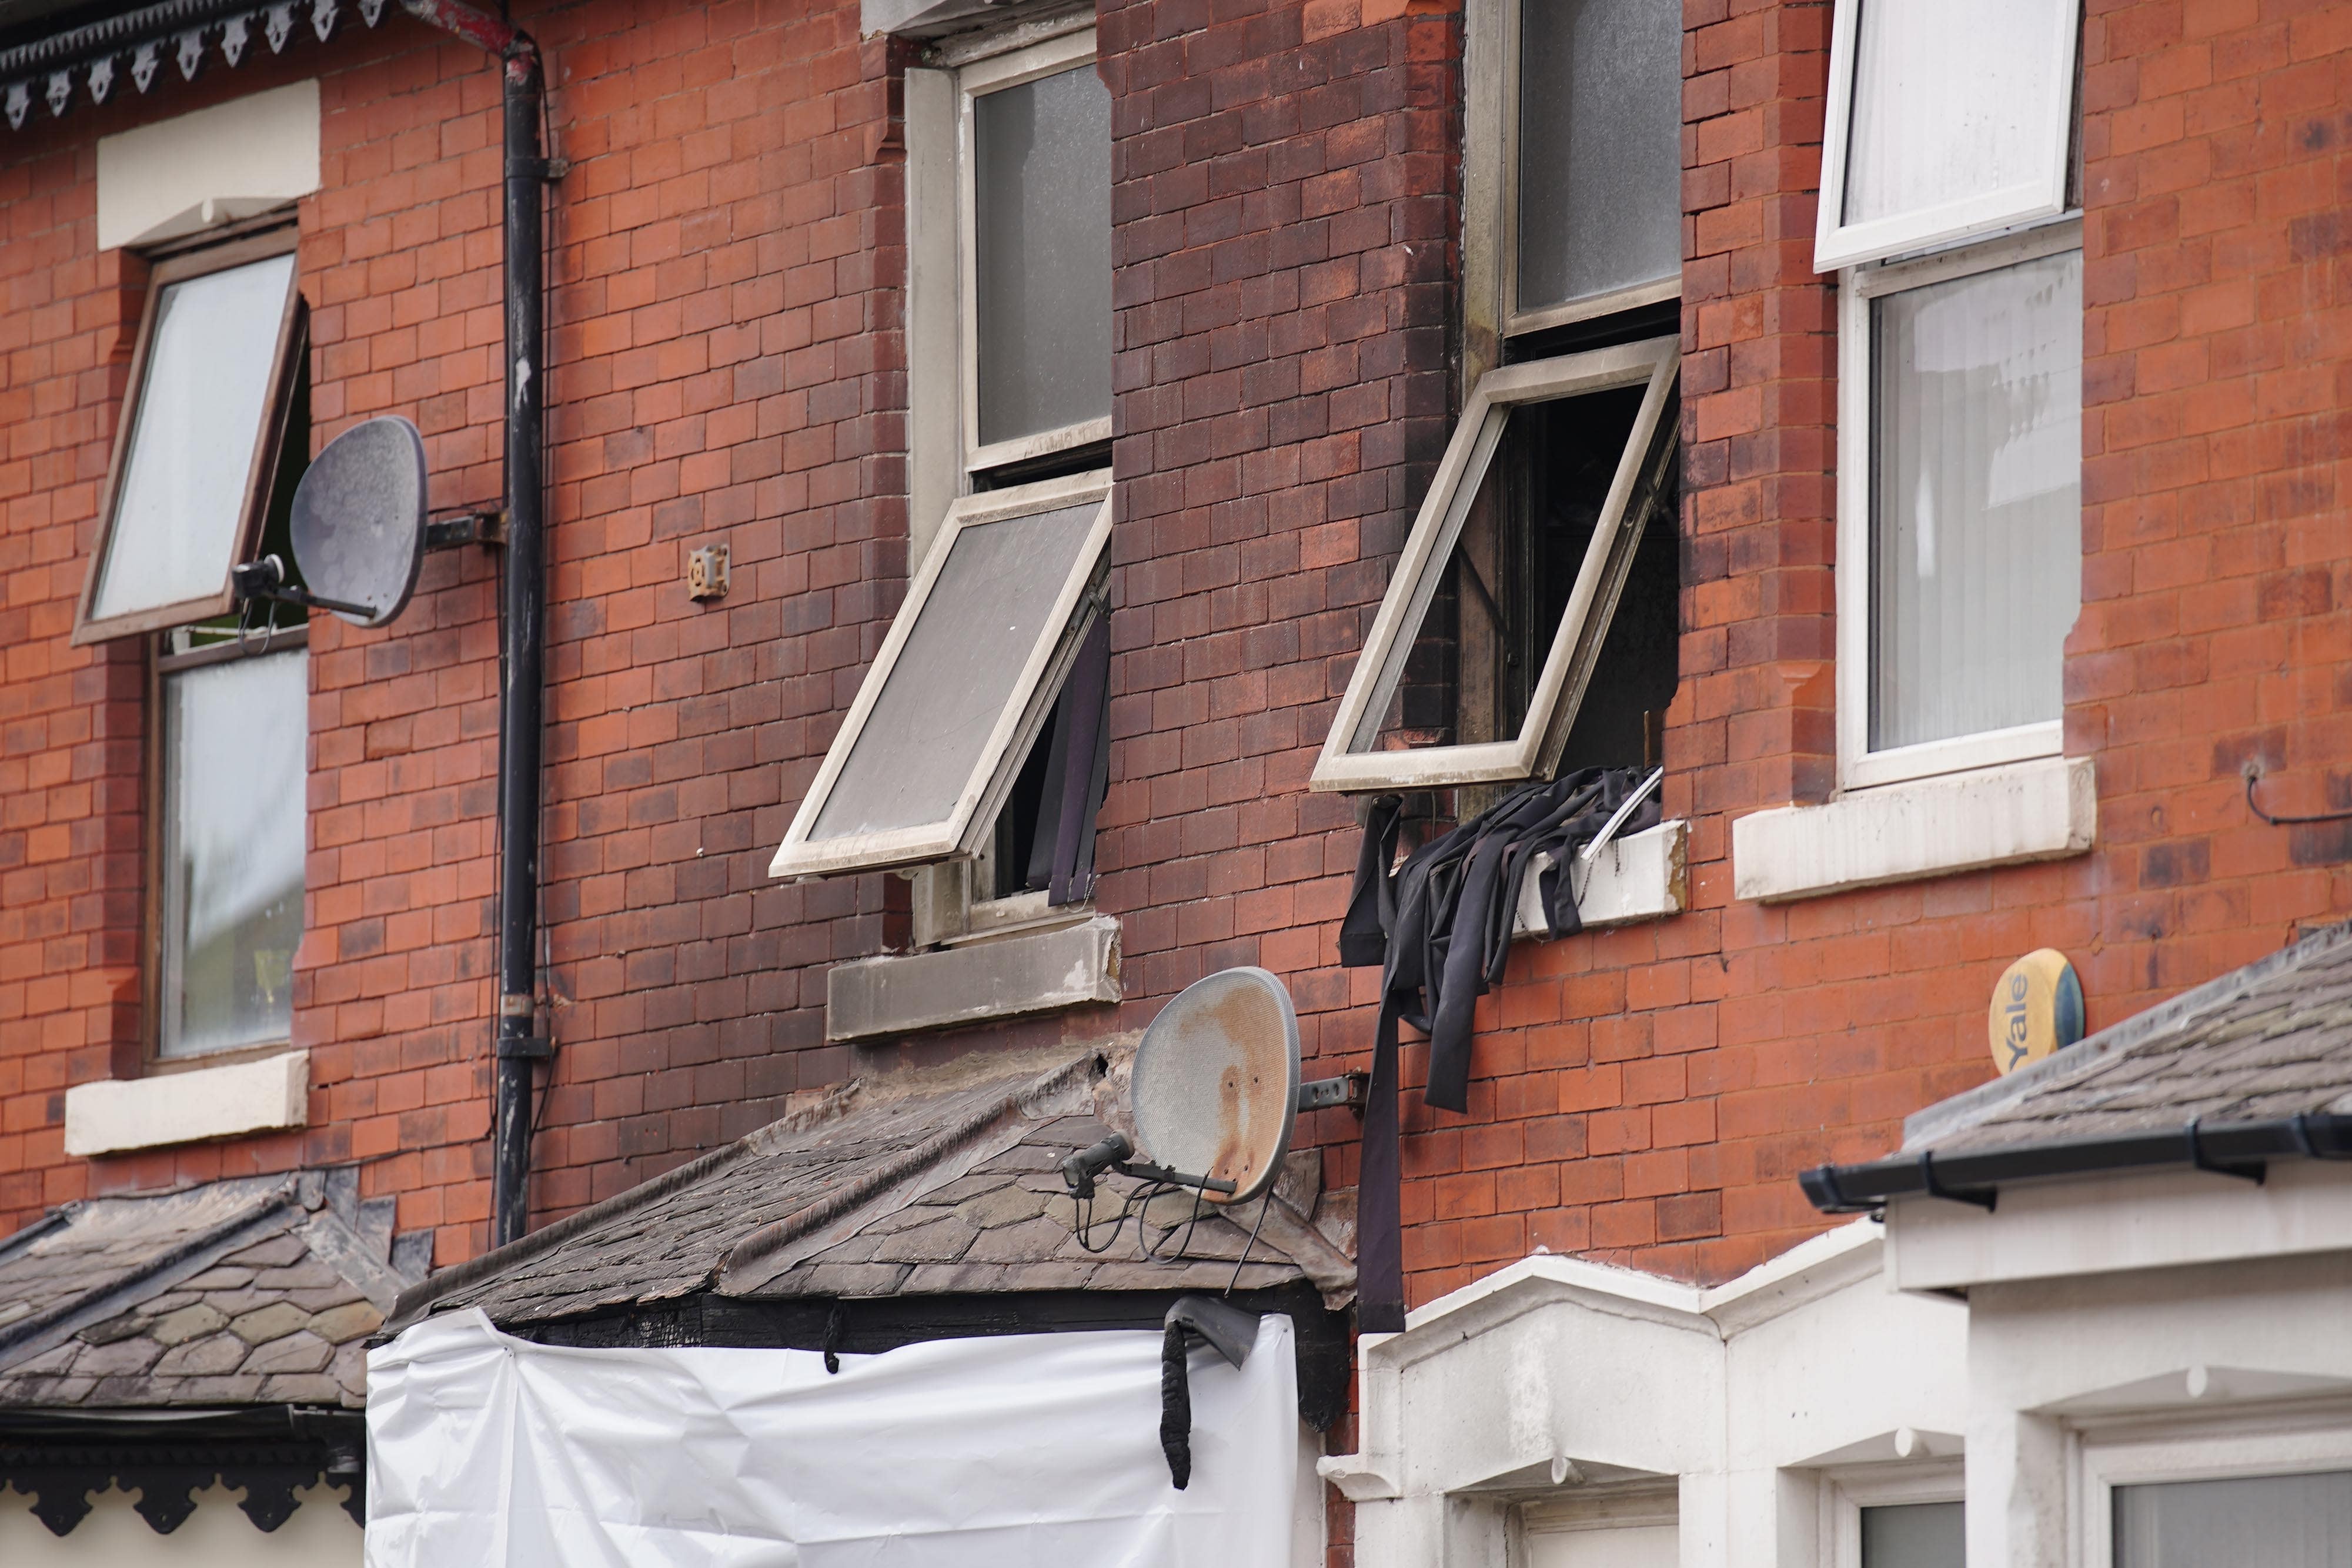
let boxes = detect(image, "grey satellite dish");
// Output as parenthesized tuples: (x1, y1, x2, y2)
(286, 415, 428, 627)
(1131, 966, 1301, 1206)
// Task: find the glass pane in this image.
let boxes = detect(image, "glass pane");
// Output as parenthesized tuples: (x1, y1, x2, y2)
(161, 648, 308, 1058)
(1843, 0, 2069, 228)
(1357, 383, 1651, 755)
(2115, 1471, 2352, 1567)
(1862, 1502, 1964, 1568)
(1870, 248, 2080, 753)
(974, 63, 1111, 448)
(91, 253, 296, 624)
(1516, 0, 1682, 315)
(809, 501, 1099, 841)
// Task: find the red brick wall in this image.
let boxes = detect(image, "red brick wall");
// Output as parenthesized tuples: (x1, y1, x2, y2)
(4, 0, 2351, 1349)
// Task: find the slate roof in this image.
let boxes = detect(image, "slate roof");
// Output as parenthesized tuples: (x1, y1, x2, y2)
(0, 1169, 422, 1412)
(1906, 921, 2352, 1156)
(395, 1044, 1357, 1333)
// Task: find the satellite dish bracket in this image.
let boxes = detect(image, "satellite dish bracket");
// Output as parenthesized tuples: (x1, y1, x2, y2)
(231, 554, 377, 621)
(1059, 1132, 1238, 1202)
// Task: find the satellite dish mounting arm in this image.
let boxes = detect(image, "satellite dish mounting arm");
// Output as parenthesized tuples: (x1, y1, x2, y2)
(231, 554, 377, 622)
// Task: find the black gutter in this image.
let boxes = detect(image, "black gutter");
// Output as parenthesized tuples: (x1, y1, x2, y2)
(397, 0, 550, 1250)
(1800, 1111, 2352, 1215)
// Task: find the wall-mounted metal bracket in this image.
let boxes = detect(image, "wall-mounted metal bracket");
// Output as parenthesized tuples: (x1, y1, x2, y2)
(425, 510, 507, 550)
(1295, 1074, 1366, 1115)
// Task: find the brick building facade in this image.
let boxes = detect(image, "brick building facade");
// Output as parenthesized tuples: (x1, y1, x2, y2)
(2, 0, 2350, 1530)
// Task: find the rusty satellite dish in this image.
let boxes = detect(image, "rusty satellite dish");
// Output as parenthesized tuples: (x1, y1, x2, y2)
(1131, 966, 1300, 1206)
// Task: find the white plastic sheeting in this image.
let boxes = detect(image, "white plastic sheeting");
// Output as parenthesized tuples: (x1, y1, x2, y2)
(365, 1308, 1300, 1568)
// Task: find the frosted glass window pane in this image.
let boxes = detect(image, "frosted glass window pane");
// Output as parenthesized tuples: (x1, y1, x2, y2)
(974, 64, 1111, 447)
(161, 648, 307, 1058)
(1843, 0, 2070, 228)
(1870, 248, 2080, 753)
(2115, 1471, 2352, 1567)
(1516, 0, 1682, 315)
(1862, 1503, 1964, 1568)
(810, 502, 1098, 841)
(91, 253, 296, 623)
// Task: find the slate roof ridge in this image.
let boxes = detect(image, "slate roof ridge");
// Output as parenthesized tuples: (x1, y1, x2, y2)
(387, 1051, 1098, 1332)
(1902, 920, 2352, 1151)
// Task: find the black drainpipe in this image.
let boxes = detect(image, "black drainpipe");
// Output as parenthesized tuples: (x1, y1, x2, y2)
(399, 0, 549, 1249)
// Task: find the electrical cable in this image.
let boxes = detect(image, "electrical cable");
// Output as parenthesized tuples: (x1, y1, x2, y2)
(2246, 768, 2352, 827)
(1223, 1194, 1271, 1296)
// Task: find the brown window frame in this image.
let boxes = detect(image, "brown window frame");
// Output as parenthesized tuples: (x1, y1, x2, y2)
(143, 623, 311, 1074)
(72, 223, 308, 646)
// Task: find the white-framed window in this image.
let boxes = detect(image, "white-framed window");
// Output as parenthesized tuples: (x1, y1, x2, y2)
(1311, 337, 1679, 794)
(903, 18, 1110, 564)
(1464, 0, 1683, 365)
(74, 226, 306, 644)
(1820, 1462, 1965, 1568)
(1833, 220, 2082, 791)
(769, 470, 1111, 886)
(2079, 1415, 2352, 1567)
(153, 630, 309, 1062)
(1814, 0, 2082, 272)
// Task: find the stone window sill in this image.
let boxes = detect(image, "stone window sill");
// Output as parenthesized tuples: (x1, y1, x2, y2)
(1731, 755, 2096, 904)
(826, 914, 1121, 1042)
(63, 1049, 310, 1157)
(1512, 820, 1689, 938)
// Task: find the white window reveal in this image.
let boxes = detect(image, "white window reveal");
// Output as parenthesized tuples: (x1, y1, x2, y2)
(159, 642, 309, 1059)
(1836, 223, 2082, 791)
(1508, 0, 1683, 330)
(1311, 336, 1679, 794)
(1815, 0, 2081, 270)
(770, 471, 1111, 881)
(75, 232, 306, 644)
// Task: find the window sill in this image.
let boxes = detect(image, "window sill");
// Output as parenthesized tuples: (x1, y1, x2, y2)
(826, 914, 1121, 1042)
(1512, 820, 1688, 938)
(62, 1049, 309, 1157)
(1732, 755, 2095, 904)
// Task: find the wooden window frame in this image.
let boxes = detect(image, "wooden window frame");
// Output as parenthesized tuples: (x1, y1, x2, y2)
(1833, 219, 2080, 793)
(1813, 0, 2080, 273)
(1311, 335, 1680, 794)
(145, 623, 310, 1073)
(72, 224, 306, 646)
(769, 469, 1113, 881)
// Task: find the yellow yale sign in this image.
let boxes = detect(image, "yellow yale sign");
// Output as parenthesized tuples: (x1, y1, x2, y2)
(1989, 948, 2086, 1076)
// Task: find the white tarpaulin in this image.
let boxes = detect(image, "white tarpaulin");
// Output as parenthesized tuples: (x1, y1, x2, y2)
(365, 1308, 1301, 1568)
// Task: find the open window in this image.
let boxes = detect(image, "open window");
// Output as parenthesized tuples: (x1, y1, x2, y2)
(74, 228, 306, 644)
(1814, 0, 2080, 272)
(1312, 336, 1679, 793)
(770, 470, 1112, 883)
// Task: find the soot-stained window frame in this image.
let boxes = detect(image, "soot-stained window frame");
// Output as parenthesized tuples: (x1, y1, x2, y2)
(1311, 335, 1680, 794)
(769, 469, 1112, 882)
(72, 223, 307, 646)
(1812, 0, 2082, 273)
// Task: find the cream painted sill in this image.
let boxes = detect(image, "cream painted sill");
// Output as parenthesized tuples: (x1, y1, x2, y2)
(1513, 820, 1688, 938)
(827, 914, 1121, 1042)
(63, 1049, 309, 1157)
(1732, 755, 2096, 903)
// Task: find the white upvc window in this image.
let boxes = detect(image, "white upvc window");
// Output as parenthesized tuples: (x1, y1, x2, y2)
(1821, 1462, 1965, 1568)
(1834, 220, 2082, 791)
(769, 470, 1111, 885)
(1310, 336, 1680, 793)
(1814, 0, 2081, 272)
(2079, 1417, 2352, 1567)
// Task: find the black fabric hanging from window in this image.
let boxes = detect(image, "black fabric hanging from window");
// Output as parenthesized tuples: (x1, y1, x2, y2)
(1340, 766, 1660, 1331)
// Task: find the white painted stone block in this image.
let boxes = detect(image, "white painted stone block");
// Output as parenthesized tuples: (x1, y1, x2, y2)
(1514, 820, 1688, 938)
(64, 1050, 309, 1157)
